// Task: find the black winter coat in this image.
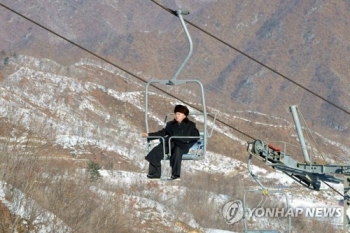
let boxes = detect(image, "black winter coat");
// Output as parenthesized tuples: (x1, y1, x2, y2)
(149, 118, 200, 153)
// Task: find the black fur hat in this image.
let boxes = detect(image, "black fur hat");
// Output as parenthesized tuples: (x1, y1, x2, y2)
(174, 104, 189, 116)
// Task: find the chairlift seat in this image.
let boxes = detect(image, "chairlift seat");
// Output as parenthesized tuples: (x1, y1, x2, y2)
(164, 132, 205, 160)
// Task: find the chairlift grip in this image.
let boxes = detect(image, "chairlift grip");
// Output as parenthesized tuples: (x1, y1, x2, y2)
(176, 10, 190, 15)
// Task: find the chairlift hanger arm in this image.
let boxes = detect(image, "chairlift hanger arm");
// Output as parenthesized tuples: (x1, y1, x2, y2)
(169, 9, 193, 84)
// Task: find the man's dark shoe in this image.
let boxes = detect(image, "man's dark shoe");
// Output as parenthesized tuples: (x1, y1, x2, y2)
(147, 174, 160, 179)
(170, 175, 180, 180)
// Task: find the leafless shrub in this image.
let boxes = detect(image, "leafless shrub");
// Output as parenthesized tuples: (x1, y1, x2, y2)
(0, 115, 131, 232)
(291, 217, 339, 233)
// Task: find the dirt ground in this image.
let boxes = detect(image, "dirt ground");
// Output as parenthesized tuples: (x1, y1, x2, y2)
(0, 201, 12, 233)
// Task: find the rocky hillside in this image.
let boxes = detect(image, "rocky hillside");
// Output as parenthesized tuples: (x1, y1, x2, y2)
(0, 54, 346, 232)
(1, 0, 350, 152)
(0, 0, 350, 232)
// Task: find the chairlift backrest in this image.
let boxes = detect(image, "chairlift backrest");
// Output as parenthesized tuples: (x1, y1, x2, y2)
(164, 112, 217, 139)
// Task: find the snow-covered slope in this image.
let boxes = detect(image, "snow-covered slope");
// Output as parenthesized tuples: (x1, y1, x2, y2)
(0, 55, 347, 232)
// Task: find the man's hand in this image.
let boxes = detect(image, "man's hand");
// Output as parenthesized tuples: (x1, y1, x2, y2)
(141, 132, 149, 137)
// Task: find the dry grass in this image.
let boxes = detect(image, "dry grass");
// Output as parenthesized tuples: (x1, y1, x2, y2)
(0, 45, 345, 231)
(0, 114, 342, 233)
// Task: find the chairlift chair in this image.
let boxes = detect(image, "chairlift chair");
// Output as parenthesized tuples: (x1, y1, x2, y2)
(144, 9, 216, 161)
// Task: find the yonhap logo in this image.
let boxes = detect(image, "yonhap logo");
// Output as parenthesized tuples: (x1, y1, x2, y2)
(222, 200, 244, 224)
(222, 199, 343, 225)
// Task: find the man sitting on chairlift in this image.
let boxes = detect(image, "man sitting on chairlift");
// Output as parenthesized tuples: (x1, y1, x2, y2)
(142, 105, 199, 180)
